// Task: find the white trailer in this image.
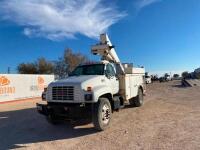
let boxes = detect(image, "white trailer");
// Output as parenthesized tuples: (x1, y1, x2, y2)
(37, 34, 146, 131)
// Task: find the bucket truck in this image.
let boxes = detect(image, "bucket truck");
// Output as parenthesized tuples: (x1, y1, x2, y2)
(37, 34, 146, 131)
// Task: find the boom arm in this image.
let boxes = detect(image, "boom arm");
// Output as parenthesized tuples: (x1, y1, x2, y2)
(91, 34, 125, 74)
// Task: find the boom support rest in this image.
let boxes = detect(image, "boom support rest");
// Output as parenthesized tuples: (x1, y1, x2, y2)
(91, 34, 125, 75)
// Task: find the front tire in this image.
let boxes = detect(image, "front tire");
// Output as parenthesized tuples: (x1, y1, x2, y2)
(92, 98, 112, 131)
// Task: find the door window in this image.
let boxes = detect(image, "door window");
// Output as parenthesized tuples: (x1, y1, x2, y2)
(106, 64, 116, 77)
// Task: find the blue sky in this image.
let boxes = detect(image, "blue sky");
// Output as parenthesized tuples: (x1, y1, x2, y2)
(0, 0, 200, 76)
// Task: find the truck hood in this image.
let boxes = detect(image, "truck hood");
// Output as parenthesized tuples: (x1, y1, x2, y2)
(49, 75, 105, 89)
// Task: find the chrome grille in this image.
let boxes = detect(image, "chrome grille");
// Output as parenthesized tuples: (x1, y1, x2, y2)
(52, 86, 74, 101)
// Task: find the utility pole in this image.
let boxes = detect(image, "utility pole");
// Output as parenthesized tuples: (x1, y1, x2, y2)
(7, 67, 10, 74)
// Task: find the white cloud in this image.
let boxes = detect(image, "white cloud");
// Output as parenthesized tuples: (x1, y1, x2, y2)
(135, 0, 161, 10)
(0, 0, 126, 40)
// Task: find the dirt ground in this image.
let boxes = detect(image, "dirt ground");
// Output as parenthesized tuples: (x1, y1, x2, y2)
(0, 80, 200, 150)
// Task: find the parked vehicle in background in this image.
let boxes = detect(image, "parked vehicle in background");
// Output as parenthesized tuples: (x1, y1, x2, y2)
(159, 75, 172, 82)
(151, 74, 159, 82)
(165, 75, 172, 81)
(164, 73, 172, 81)
(159, 77, 166, 82)
(145, 75, 152, 84)
(36, 34, 146, 131)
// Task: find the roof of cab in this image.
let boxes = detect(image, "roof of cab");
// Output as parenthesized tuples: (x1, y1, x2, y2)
(80, 60, 110, 66)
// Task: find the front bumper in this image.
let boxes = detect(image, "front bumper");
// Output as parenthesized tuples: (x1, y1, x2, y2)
(36, 103, 49, 116)
(36, 102, 92, 119)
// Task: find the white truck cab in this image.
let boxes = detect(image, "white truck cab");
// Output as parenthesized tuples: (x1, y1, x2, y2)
(46, 61, 119, 103)
(37, 34, 146, 131)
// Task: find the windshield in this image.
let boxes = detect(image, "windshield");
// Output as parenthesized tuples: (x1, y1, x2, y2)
(69, 64, 105, 76)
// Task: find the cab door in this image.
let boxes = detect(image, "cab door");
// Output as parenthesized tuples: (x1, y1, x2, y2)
(105, 63, 119, 94)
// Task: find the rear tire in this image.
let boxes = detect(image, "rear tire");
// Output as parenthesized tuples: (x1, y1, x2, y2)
(134, 88, 143, 107)
(129, 88, 144, 107)
(92, 98, 112, 131)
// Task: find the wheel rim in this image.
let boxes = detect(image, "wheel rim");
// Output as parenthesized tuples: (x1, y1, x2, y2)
(101, 103, 111, 124)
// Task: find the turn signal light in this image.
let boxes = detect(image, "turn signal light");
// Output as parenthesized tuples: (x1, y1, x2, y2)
(87, 87, 92, 92)
(44, 87, 47, 92)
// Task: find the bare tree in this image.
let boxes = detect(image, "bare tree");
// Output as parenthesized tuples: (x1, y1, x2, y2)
(64, 48, 87, 73)
(37, 57, 54, 74)
(53, 48, 88, 78)
(54, 58, 68, 78)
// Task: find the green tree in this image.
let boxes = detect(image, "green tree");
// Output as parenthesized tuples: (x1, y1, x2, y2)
(17, 58, 54, 74)
(182, 71, 189, 79)
(173, 74, 179, 78)
(17, 63, 38, 74)
(18, 48, 88, 76)
(194, 72, 200, 79)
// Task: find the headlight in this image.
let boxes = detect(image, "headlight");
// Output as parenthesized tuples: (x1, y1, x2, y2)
(42, 92, 46, 101)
